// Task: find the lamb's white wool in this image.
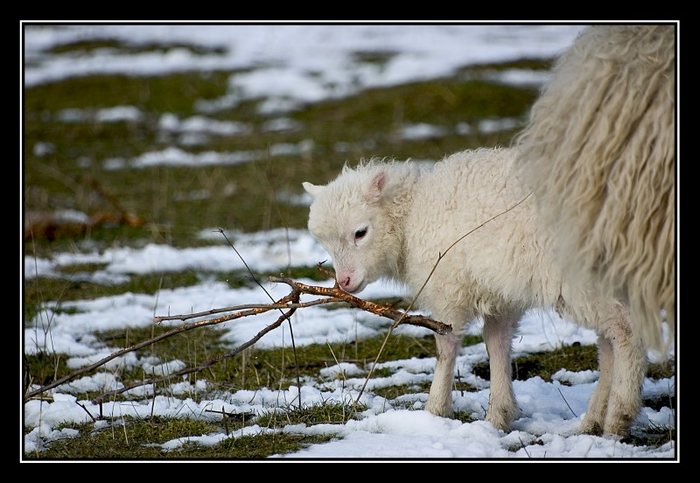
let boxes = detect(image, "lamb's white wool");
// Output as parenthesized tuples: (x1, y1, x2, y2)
(304, 148, 646, 436)
(515, 25, 675, 350)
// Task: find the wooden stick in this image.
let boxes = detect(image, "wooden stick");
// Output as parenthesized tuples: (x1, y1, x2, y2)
(24, 292, 296, 401)
(94, 305, 298, 403)
(24, 277, 450, 402)
(269, 276, 452, 335)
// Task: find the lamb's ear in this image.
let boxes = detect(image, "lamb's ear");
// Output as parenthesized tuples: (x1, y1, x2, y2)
(363, 171, 387, 204)
(302, 182, 323, 199)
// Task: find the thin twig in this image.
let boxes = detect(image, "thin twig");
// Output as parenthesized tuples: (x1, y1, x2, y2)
(153, 299, 337, 323)
(557, 386, 578, 418)
(269, 277, 452, 334)
(94, 306, 298, 403)
(76, 401, 97, 423)
(25, 271, 452, 402)
(218, 229, 275, 304)
(24, 292, 296, 401)
(519, 437, 532, 458)
(218, 228, 304, 410)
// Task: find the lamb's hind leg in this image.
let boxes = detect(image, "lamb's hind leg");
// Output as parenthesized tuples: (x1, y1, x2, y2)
(425, 332, 461, 417)
(483, 311, 521, 431)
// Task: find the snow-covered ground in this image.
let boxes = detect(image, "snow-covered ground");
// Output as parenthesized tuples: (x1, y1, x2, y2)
(24, 229, 676, 459)
(24, 25, 583, 113)
(23, 24, 676, 459)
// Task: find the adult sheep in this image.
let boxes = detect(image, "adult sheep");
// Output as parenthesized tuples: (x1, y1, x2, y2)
(516, 25, 675, 349)
(303, 147, 645, 436)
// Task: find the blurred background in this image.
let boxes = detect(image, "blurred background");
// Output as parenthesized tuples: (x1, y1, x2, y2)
(23, 24, 583, 251)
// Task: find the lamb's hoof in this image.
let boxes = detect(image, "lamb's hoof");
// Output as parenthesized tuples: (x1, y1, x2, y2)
(425, 400, 454, 418)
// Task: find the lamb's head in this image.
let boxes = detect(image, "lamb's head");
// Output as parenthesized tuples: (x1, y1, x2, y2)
(303, 165, 403, 294)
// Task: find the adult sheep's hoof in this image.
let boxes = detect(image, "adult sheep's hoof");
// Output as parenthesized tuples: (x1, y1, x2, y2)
(580, 418, 604, 436)
(425, 400, 454, 418)
(485, 405, 520, 431)
(603, 415, 634, 438)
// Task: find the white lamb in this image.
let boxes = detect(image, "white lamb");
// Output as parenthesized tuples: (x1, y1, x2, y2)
(303, 147, 645, 436)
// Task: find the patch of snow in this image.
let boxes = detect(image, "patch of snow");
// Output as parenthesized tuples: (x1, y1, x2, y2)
(168, 379, 209, 396)
(552, 369, 599, 385)
(319, 362, 365, 379)
(56, 372, 124, 394)
(489, 68, 552, 86)
(24, 424, 80, 453)
(33, 141, 55, 157)
(95, 105, 143, 122)
(25, 25, 584, 114)
(173, 189, 211, 202)
(24, 256, 56, 279)
(103, 157, 127, 170)
(129, 147, 260, 169)
(103, 141, 314, 169)
(54, 209, 91, 224)
(160, 425, 270, 451)
(455, 122, 472, 135)
(158, 113, 250, 136)
(141, 359, 187, 377)
(261, 117, 302, 133)
(477, 117, 520, 134)
(275, 190, 313, 207)
(55, 108, 89, 122)
(398, 123, 448, 140)
(54, 106, 143, 123)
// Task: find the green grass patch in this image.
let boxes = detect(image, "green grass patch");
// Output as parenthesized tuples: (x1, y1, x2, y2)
(24, 62, 537, 255)
(24, 352, 70, 388)
(25, 71, 233, 113)
(27, 417, 217, 459)
(55, 263, 109, 274)
(372, 381, 431, 401)
(623, 424, 676, 449)
(642, 394, 676, 412)
(179, 432, 335, 459)
(647, 359, 675, 380)
(369, 374, 477, 401)
(46, 38, 227, 56)
(473, 343, 599, 382)
(256, 401, 364, 428)
(294, 77, 535, 163)
(457, 57, 553, 74)
(203, 333, 440, 394)
(473, 344, 676, 383)
(28, 416, 335, 459)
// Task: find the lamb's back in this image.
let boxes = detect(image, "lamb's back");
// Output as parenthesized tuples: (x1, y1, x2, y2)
(403, 148, 558, 316)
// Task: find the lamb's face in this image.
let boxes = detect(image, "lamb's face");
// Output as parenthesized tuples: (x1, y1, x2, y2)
(303, 170, 392, 294)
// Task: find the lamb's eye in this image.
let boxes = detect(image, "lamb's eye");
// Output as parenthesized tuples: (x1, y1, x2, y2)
(354, 228, 368, 240)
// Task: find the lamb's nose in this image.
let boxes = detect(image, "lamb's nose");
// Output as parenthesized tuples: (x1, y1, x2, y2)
(340, 277, 351, 288)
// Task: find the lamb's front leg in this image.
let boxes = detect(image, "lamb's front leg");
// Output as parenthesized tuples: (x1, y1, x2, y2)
(425, 332, 461, 417)
(483, 311, 521, 431)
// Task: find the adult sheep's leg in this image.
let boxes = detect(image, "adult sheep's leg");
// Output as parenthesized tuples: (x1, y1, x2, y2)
(601, 303, 646, 436)
(580, 334, 613, 435)
(483, 311, 521, 431)
(425, 332, 461, 417)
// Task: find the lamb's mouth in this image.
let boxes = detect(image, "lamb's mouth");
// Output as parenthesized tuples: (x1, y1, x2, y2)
(341, 279, 367, 294)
